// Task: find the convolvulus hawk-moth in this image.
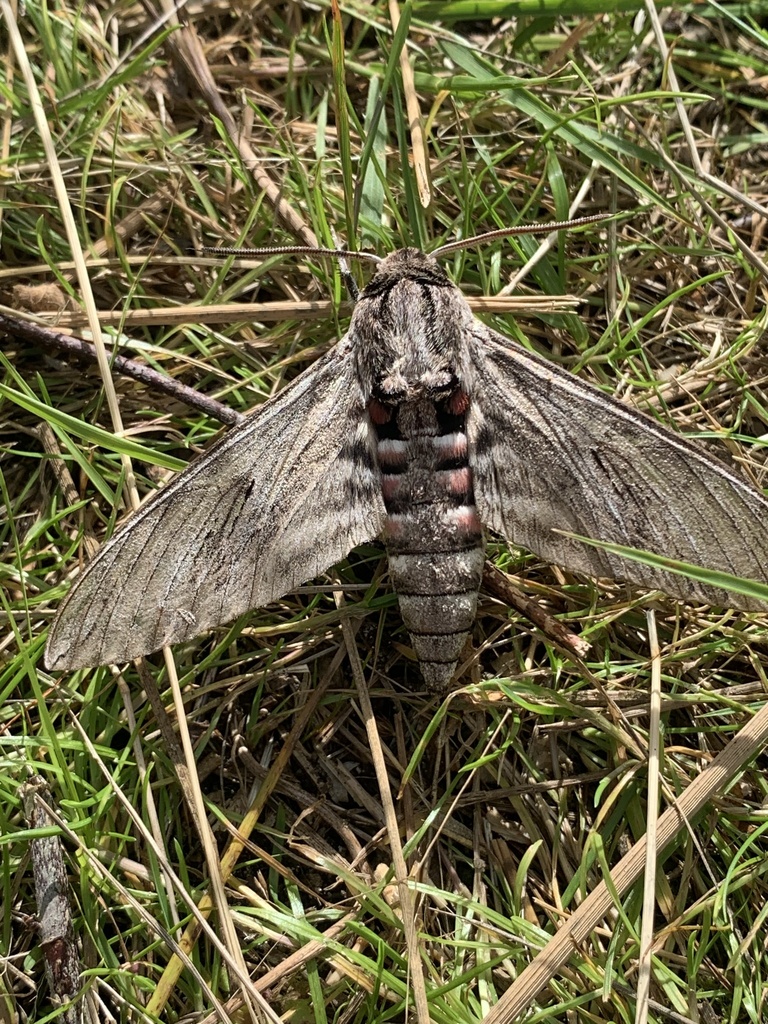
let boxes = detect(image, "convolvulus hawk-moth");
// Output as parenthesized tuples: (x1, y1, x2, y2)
(45, 237, 768, 688)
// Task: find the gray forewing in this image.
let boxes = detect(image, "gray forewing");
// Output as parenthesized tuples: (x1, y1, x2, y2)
(46, 342, 386, 670)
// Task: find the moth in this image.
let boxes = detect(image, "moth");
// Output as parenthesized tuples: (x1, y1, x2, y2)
(45, 229, 768, 689)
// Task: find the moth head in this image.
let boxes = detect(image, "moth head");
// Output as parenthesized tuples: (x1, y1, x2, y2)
(362, 248, 452, 296)
(375, 247, 444, 274)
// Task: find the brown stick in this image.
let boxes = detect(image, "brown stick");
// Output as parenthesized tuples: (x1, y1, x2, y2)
(0, 312, 242, 427)
(483, 562, 590, 659)
(22, 777, 82, 1024)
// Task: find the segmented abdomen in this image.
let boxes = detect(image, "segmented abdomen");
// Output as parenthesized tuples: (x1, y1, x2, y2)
(371, 391, 485, 690)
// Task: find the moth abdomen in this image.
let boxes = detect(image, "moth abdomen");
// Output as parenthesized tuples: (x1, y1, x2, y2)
(372, 392, 485, 689)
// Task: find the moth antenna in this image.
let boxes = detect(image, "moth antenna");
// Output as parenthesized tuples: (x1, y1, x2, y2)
(200, 244, 383, 265)
(430, 213, 609, 258)
(330, 229, 360, 301)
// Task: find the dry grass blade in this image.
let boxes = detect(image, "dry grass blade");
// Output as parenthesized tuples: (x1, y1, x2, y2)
(0, 0, 139, 509)
(337, 591, 432, 1024)
(160, 650, 274, 1024)
(389, 0, 431, 208)
(49, 293, 583, 328)
(482, 698, 768, 1023)
(635, 610, 661, 1024)
(145, 653, 338, 1014)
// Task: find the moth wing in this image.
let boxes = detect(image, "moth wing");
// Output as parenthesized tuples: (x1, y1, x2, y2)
(466, 323, 768, 609)
(46, 344, 386, 670)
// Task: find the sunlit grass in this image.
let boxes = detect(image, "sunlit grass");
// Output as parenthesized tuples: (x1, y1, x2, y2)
(3, 2, 768, 1022)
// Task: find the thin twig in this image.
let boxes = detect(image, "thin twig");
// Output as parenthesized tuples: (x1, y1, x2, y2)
(0, 312, 242, 427)
(167, 21, 319, 248)
(483, 562, 590, 659)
